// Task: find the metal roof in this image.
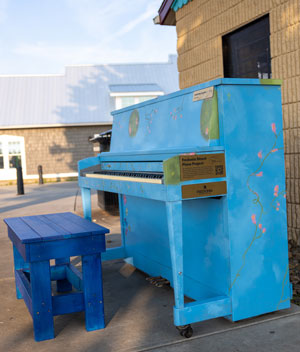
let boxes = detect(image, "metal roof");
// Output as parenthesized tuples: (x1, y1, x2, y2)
(0, 55, 179, 128)
(109, 83, 163, 93)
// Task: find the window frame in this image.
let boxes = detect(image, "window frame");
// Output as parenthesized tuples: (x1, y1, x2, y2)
(8, 140, 23, 168)
(222, 15, 271, 79)
(0, 135, 26, 180)
(110, 91, 164, 110)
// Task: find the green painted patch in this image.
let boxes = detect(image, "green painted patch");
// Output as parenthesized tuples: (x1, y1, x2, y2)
(260, 79, 282, 86)
(200, 90, 219, 141)
(128, 109, 139, 137)
(163, 156, 181, 185)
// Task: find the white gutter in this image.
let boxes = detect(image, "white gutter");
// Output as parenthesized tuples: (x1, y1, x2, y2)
(0, 122, 112, 130)
(110, 91, 164, 97)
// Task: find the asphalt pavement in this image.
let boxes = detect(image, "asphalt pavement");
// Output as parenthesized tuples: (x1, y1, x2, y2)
(0, 182, 299, 352)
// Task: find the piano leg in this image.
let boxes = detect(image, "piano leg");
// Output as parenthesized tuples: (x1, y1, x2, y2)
(166, 201, 184, 309)
(81, 187, 92, 221)
(166, 200, 193, 338)
(118, 194, 126, 250)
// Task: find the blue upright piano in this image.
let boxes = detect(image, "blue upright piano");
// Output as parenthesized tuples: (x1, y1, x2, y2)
(78, 78, 291, 337)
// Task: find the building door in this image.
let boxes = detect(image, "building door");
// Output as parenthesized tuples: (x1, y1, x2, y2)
(222, 15, 271, 79)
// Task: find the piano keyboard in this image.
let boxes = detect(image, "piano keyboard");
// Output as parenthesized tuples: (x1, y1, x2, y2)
(84, 170, 164, 184)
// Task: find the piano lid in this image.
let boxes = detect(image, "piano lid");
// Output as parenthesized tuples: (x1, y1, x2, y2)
(109, 79, 222, 153)
(109, 78, 281, 154)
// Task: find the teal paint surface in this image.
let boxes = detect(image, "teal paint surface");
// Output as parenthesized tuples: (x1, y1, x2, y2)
(78, 78, 290, 330)
(172, 0, 193, 12)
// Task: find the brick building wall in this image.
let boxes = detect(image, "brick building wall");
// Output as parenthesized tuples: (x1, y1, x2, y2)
(174, 0, 300, 243)
(0, 124, 111, 178)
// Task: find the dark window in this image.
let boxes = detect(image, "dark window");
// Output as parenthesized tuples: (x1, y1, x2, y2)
(222, 15, 271, 79)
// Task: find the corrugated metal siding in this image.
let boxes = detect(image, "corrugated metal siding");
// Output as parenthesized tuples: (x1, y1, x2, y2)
(0, 55, 179, 127)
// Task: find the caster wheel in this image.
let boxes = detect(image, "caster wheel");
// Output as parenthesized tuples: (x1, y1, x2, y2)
(176, 324, 193, 338)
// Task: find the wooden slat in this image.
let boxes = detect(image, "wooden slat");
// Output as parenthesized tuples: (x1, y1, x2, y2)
(4, 217, 41, 243)
(42, 213, 94, 238)
(21, 216, 63, 241)
(13, 245, 29, 298)
(52, 292, 84, 316)
(50, 265, 66, 281)
(59, 212, 109, 235)
(5, 213, 108, 244)
(30, 260, 54, 341)
(55, 258, 73, 292)
(29, 235, 105, 262)
(65, 264, 83, 291)
(15, 270, 33, 316)
(82, 253, 105, 330)
(38, 215, 72, 239)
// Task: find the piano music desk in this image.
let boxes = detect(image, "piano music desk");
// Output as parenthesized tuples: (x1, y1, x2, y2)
(4, 212, 108, 341)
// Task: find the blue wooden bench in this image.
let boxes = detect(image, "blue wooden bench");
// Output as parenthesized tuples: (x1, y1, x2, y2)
(4, 212, 109, 342)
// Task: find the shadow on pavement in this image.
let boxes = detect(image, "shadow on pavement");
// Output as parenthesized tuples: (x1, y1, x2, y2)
(0, 183, 81, 214)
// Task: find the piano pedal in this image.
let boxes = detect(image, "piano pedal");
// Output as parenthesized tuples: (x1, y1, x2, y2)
(146, 276, 170, 287)
(176, 324, 193, 338)
(146, 276, 161, 283)
(155, 279, 170, 287)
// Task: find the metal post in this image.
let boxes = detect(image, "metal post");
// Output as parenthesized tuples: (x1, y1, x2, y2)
(38, 165, 43, 185)
(16, 166, 24, 195)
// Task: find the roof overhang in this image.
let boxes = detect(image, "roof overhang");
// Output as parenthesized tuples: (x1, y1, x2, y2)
(156, 0, 193, 25)
(156, 0, 176, 26)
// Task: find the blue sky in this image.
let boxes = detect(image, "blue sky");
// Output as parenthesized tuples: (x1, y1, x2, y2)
(0, 0, 177, 74)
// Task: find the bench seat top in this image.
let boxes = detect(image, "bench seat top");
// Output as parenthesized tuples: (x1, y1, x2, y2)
(4, 212, 109, 244)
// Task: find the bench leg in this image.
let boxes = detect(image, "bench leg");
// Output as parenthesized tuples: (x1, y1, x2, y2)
(55, 258, 72, 292)
(82, 254, 105, 331)
(30, 260, 54, 341)
(13, 245, 29, 299)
